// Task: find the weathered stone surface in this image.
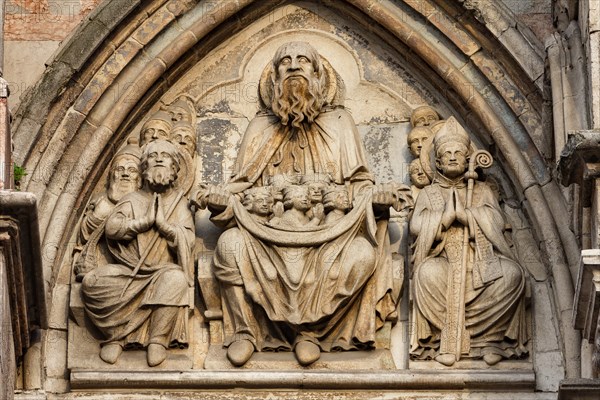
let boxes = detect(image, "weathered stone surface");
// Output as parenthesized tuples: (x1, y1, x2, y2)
(3, 0, 586, 398)
(53, 20, 110, 72)
(88, 0, 141, 31)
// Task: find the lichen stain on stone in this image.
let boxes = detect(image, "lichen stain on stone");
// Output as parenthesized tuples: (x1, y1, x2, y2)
(197, 118, 235, 184)
(360, 125, 394, 182)
(198, 100, 233, 117)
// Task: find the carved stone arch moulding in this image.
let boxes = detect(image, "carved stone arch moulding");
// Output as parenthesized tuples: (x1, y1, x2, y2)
(11, 0, 579, 393)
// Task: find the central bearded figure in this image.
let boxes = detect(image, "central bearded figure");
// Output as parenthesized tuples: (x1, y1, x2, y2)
(197, 42, 410, 367)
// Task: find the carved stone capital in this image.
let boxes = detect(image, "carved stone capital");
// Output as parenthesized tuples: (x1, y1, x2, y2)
(558, 130, 600, 205)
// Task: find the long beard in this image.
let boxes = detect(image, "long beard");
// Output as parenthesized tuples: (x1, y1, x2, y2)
(108, 180, 139, 203)
(272, 75, 323, 128)
(144, 166, 176, 191)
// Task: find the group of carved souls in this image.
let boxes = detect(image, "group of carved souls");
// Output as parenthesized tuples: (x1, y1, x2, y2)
(74, 42, 528, 368)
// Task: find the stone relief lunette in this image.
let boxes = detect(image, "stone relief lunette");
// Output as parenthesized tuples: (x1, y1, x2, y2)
(69, 41, 531, 370)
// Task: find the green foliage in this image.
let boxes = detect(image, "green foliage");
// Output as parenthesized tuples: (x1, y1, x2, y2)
(13, 164, 27, 189)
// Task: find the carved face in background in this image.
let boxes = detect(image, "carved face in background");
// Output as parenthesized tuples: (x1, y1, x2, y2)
(409, 159, 430, 189)
(140, 119, 171, 146)
(435, 142, 469, 179)
(271, 42, 324, 128)
(411, 106, 440, 127)
(108, 155, 141, 202)
(407, 126, 433, 158)
(171, 124, 197, 157)
(142, 141, 181, 190)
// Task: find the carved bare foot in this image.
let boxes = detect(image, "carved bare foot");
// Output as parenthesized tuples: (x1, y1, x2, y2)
(99, 342, 122, 364)
(227, 339, 254, 367)
(295, 341, 320, 366)
(435, 354, 456, 366)
(483, 353, 503, 366)
(147, 343, 167, 367)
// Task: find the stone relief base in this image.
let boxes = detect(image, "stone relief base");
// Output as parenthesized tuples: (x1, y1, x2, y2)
(15, 391, 557, 400)
(69, 369, 535, 391)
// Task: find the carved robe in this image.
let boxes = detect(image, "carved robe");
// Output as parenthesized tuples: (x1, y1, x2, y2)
(410, 174, 529, 359)
(212, 108, 399, 351)
(81, 189, 195, 348)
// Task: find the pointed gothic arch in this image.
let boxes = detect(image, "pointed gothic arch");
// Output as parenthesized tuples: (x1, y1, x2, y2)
(11, 0, 581, 390)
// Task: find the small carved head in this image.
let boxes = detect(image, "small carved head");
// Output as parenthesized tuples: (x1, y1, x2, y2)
(170, 122, 197, 157)
(407, 126, 433, 158)
(434, 123, 470, 179)
(108, 138, 142, 202)
(410, 106, 440, 128)
(409, 159, 431, 189)
(322, 185, 351, 213)
(140, 115, 172, 146)
(243, 187, 275, 217)
(141, 140, 182, 190)
(282, 185, 311, 211)
(300, 173, 332, 204)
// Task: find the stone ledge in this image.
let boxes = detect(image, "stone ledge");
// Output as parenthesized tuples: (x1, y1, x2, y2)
(70, 369, 535, 390)
(558, 378, 600, 400)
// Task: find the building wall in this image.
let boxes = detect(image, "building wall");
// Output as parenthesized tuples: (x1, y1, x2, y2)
(4, 0, 102, 110)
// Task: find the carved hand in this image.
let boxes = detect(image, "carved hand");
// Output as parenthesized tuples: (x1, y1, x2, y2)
(130, 193, 157, 233)
(190, 183, 210, 209)
(313, 203, 325, 221)
(372, 183, 395, 209)
(207, 185, 232, 212)
(156, 194, 176, 241)
(454, 190, 468, 226)
(441, 188, 456, 229)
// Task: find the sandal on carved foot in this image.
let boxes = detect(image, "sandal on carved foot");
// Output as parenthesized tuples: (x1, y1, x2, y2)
(295, 340, 320, 366)
(435, 354, 456, 366)
(147, 343, 167, 367)
(483, 353, 503, 366)
(227, 339, 254, 367)
(99, 342, 122, 364)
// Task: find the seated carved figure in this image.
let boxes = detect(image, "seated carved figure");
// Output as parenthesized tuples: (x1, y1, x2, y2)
(410, 119, 528, 366)
(196, 42, 410, 367)
(81, 140, 195, 367)
(73, 138, 142, 281)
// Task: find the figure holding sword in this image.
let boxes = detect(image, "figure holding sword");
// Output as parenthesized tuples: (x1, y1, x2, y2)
(409, 118, 528, 366)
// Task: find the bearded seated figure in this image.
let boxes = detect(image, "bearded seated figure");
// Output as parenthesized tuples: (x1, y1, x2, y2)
(195, 41, 408, 368)
(81, 140, 194, 367)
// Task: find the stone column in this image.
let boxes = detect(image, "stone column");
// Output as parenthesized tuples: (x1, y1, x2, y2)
(558, 131, 600, 398)
(0, 75, 10, 190)
(0, 248, 16, 400)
